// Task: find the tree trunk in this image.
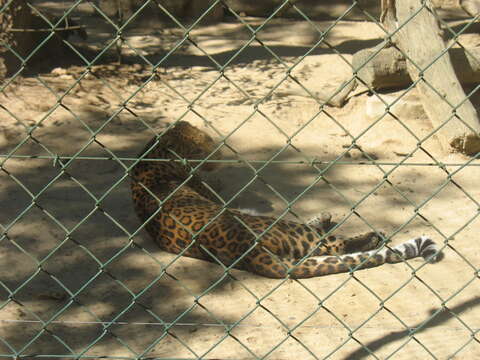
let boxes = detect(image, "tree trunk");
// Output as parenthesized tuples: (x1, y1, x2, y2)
(460, 0, 480, 17)
(353, 46, 480, 90)
(0, 0, 38, 75)
(381, 0, 480, 155)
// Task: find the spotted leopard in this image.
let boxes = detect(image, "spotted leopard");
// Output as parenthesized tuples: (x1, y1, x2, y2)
(130, 121, 442, 279)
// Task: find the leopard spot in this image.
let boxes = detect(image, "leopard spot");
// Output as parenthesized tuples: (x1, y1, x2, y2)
(317, 264, 327, 274)
(177, 239, 187, 248)
(277, 223, 288, 231)
(216, 251, 233, 264)
(163, 231, 175, 239)
(194, 213, 206, 221)
(178, 228, 189, 238)
(261, 266, 284, 278)
(159, 236, 172, 246)
(180, 216, 192, 225)
(259, 255, 273, 265)
(328, 236, 336, 243)
(299, 267, 311, 277)
(234, 233, 248, 243)
(254, 263, 268, 274)
(293, 248, 302, 259)
(208, 248, 218, 257)
(192, 221, 205, 232)
(337, 263, 348, 272)
(249, 248, 260, 258)
(213, 237, 226, 248)
(305, 259, 317, 266)
(307, 232, 315, 242)
(163, 217, 176, 229)
(273, 230, 284, 238)
(301, 241, 310, 253)
(220, 223, 231, 232)
(209, 227, 219, 238)
(324, 257, 338, 264)
(243, 257, 252, 264)
(289, 238, 298, 248)
(227, 242, 238, 253)
(296, 227, 305, 236)
(287, 222, 297, 230)
(238, 244, 249, 254)
(226, 229, 238, 240)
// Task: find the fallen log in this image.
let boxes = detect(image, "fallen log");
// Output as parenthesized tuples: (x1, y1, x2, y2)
(372, 0, 480, 155)
(353, 46, 480, 90)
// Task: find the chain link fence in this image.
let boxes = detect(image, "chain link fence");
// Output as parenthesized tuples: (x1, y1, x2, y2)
(1, 0, 480, 359)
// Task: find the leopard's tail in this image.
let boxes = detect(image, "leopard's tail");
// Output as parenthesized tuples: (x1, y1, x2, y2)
(248, 236, 442, 279)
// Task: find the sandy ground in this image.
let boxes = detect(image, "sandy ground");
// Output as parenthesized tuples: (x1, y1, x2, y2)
(1, 4, 480, 360)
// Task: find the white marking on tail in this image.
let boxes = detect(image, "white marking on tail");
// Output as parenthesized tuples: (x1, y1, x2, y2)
(339, 236, 441, 264)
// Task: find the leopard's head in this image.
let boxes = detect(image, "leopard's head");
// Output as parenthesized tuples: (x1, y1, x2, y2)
(140, 121, 220, 172)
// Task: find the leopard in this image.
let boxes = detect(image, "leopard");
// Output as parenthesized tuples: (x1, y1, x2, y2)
(130, 121, 442, 279)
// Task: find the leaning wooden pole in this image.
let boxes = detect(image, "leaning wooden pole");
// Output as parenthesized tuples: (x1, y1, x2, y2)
(382, 0, 480, 155)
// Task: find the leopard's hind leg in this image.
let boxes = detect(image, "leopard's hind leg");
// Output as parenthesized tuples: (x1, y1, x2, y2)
(343, 231, 385, 253)
(244, 236, 441, 279)
(307, 212, 384, 254)
(306, 212, 335, 232)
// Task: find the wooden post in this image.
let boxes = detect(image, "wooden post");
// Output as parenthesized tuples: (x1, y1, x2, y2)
(381, 0, 480, 155)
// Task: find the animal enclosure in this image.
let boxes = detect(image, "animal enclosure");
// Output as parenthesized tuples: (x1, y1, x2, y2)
(1, 0, 480, 359)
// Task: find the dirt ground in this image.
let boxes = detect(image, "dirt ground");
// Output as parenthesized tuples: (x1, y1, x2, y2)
(1, 3, 480, 359)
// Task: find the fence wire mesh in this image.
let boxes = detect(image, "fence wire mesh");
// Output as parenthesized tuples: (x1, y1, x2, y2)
(1, 0, 480, 359)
